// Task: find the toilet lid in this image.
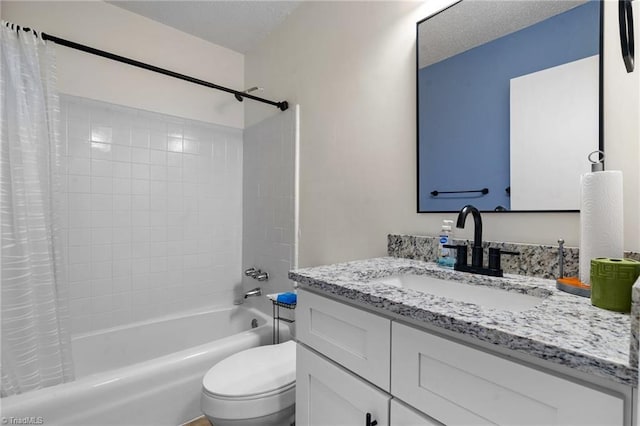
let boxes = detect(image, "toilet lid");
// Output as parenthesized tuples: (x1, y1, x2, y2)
(203, 340, 296, 398)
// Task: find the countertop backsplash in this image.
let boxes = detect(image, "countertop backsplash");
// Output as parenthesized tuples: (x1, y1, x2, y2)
(388, 234, 640, 280)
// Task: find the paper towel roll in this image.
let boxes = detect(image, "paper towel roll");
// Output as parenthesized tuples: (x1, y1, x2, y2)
(579, 171, 624, 284)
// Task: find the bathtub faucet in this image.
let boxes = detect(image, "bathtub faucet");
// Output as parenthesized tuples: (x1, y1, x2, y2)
(244, 267, 259, 278)
(244, 287, 262, 299)
(255, 271, 269, 282)
(245, 267, 269, 282)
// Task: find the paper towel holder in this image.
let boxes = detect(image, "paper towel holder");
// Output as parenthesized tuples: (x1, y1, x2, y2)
(588, 150, 605, 172)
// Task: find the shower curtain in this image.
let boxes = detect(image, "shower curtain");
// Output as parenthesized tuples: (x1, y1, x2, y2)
(0, 22, 74, 396)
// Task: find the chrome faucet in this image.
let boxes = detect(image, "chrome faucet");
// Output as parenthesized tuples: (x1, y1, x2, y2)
(245, 267, 268, 282)
(557, 239, 565, 279)
(244, 287, 262, 299)
(456, 204, 483, 268)
(244, 267, 259, 278)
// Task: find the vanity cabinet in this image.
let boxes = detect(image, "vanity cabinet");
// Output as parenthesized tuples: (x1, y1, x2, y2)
(296, 344, 389, 426)
(392, 321, 624, 426)
(296, 289, 391, 391)
(296, 289, 629, 426)
(389, 400, 441, 426)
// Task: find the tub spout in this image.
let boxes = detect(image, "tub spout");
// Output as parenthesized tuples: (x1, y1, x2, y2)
(244, 287, 262, 299)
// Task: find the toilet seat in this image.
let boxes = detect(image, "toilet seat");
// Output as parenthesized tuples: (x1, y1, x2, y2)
(201, 341, 296, 421)
(202, 383, 295, 421)
(203, 381, 295, 401)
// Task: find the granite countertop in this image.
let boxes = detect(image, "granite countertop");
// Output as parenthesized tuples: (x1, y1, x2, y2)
(289, 257, 638, 387)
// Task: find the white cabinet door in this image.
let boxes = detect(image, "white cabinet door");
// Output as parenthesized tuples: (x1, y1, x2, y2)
(297, 289, 391, 390)
(390, 399, 442, 426)
(297, 344, 390, 426)
(391, 322, 625, 426)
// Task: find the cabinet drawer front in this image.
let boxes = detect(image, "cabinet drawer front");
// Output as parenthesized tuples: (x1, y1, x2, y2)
(390, 399, 442, 426)
(392, 322, 624, 426)
(296, 344, 390, 426)
(297, 290, 391, 390)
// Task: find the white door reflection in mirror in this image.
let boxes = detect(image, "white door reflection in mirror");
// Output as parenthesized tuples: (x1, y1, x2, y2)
(510, 55, 599, 211)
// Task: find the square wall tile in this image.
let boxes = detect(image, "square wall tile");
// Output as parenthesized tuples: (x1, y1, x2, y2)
(60, 95, 244, 335)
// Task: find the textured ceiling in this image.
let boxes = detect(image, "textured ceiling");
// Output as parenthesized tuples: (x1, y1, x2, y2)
(109, 1, 301, 54)
(418, 0, 587, 69)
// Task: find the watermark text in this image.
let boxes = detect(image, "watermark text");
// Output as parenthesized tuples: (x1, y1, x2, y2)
(1, 417, 44, 425)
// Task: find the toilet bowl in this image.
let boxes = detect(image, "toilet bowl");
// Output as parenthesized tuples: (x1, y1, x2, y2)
(201, 340, 296, 426)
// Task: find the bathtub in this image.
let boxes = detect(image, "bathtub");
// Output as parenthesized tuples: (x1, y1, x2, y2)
(0, 305, 285, 426)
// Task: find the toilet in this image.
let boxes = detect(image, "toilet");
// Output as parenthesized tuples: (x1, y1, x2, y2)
(201, 340, 296, 426)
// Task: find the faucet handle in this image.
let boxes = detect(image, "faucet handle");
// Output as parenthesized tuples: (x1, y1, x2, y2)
(488, 248, 520, 271)
(443, 244, 468, 267)
(244, 267, 259, 278)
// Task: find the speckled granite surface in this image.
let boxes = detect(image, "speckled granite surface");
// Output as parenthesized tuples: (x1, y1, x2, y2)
(388, 234, 640, 280)
(289, 257, 638, 387)
(631, 279, 640, 369)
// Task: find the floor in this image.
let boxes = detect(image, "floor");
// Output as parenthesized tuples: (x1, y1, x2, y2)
(183, 416, 212, 426)
(184, 414, 296, 425)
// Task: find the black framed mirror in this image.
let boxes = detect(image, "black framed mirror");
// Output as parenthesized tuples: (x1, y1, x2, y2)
(417, 0, 604, 213)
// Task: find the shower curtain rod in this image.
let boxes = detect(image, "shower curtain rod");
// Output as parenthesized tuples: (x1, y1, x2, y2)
(7, 23, 289, 111)
(43, 33, 289, 111)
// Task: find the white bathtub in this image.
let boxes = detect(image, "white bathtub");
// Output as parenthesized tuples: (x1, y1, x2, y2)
(0, 305, 283, 426)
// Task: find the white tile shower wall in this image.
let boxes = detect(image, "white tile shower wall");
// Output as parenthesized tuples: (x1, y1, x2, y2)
(242, 109, 296, 315)
(60, 95, 243, 334)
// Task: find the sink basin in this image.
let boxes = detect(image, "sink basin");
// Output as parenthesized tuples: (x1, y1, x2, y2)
(370, 274, 545, 312)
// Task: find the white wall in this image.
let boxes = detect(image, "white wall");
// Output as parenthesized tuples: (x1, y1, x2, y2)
(246, 0, 639, 268)
(603, 0, 640, 256)
(60, 96, 243, 334)
(2, 1, 244, 128)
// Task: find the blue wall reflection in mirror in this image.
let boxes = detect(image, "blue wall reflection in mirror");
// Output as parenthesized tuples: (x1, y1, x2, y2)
(418, 2, 600, 212)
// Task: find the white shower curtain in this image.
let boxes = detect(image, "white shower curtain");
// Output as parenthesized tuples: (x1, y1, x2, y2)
(0, 22, 74, 396)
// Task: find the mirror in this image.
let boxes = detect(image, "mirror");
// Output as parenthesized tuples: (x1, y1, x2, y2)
(417, 0, 603, 213)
